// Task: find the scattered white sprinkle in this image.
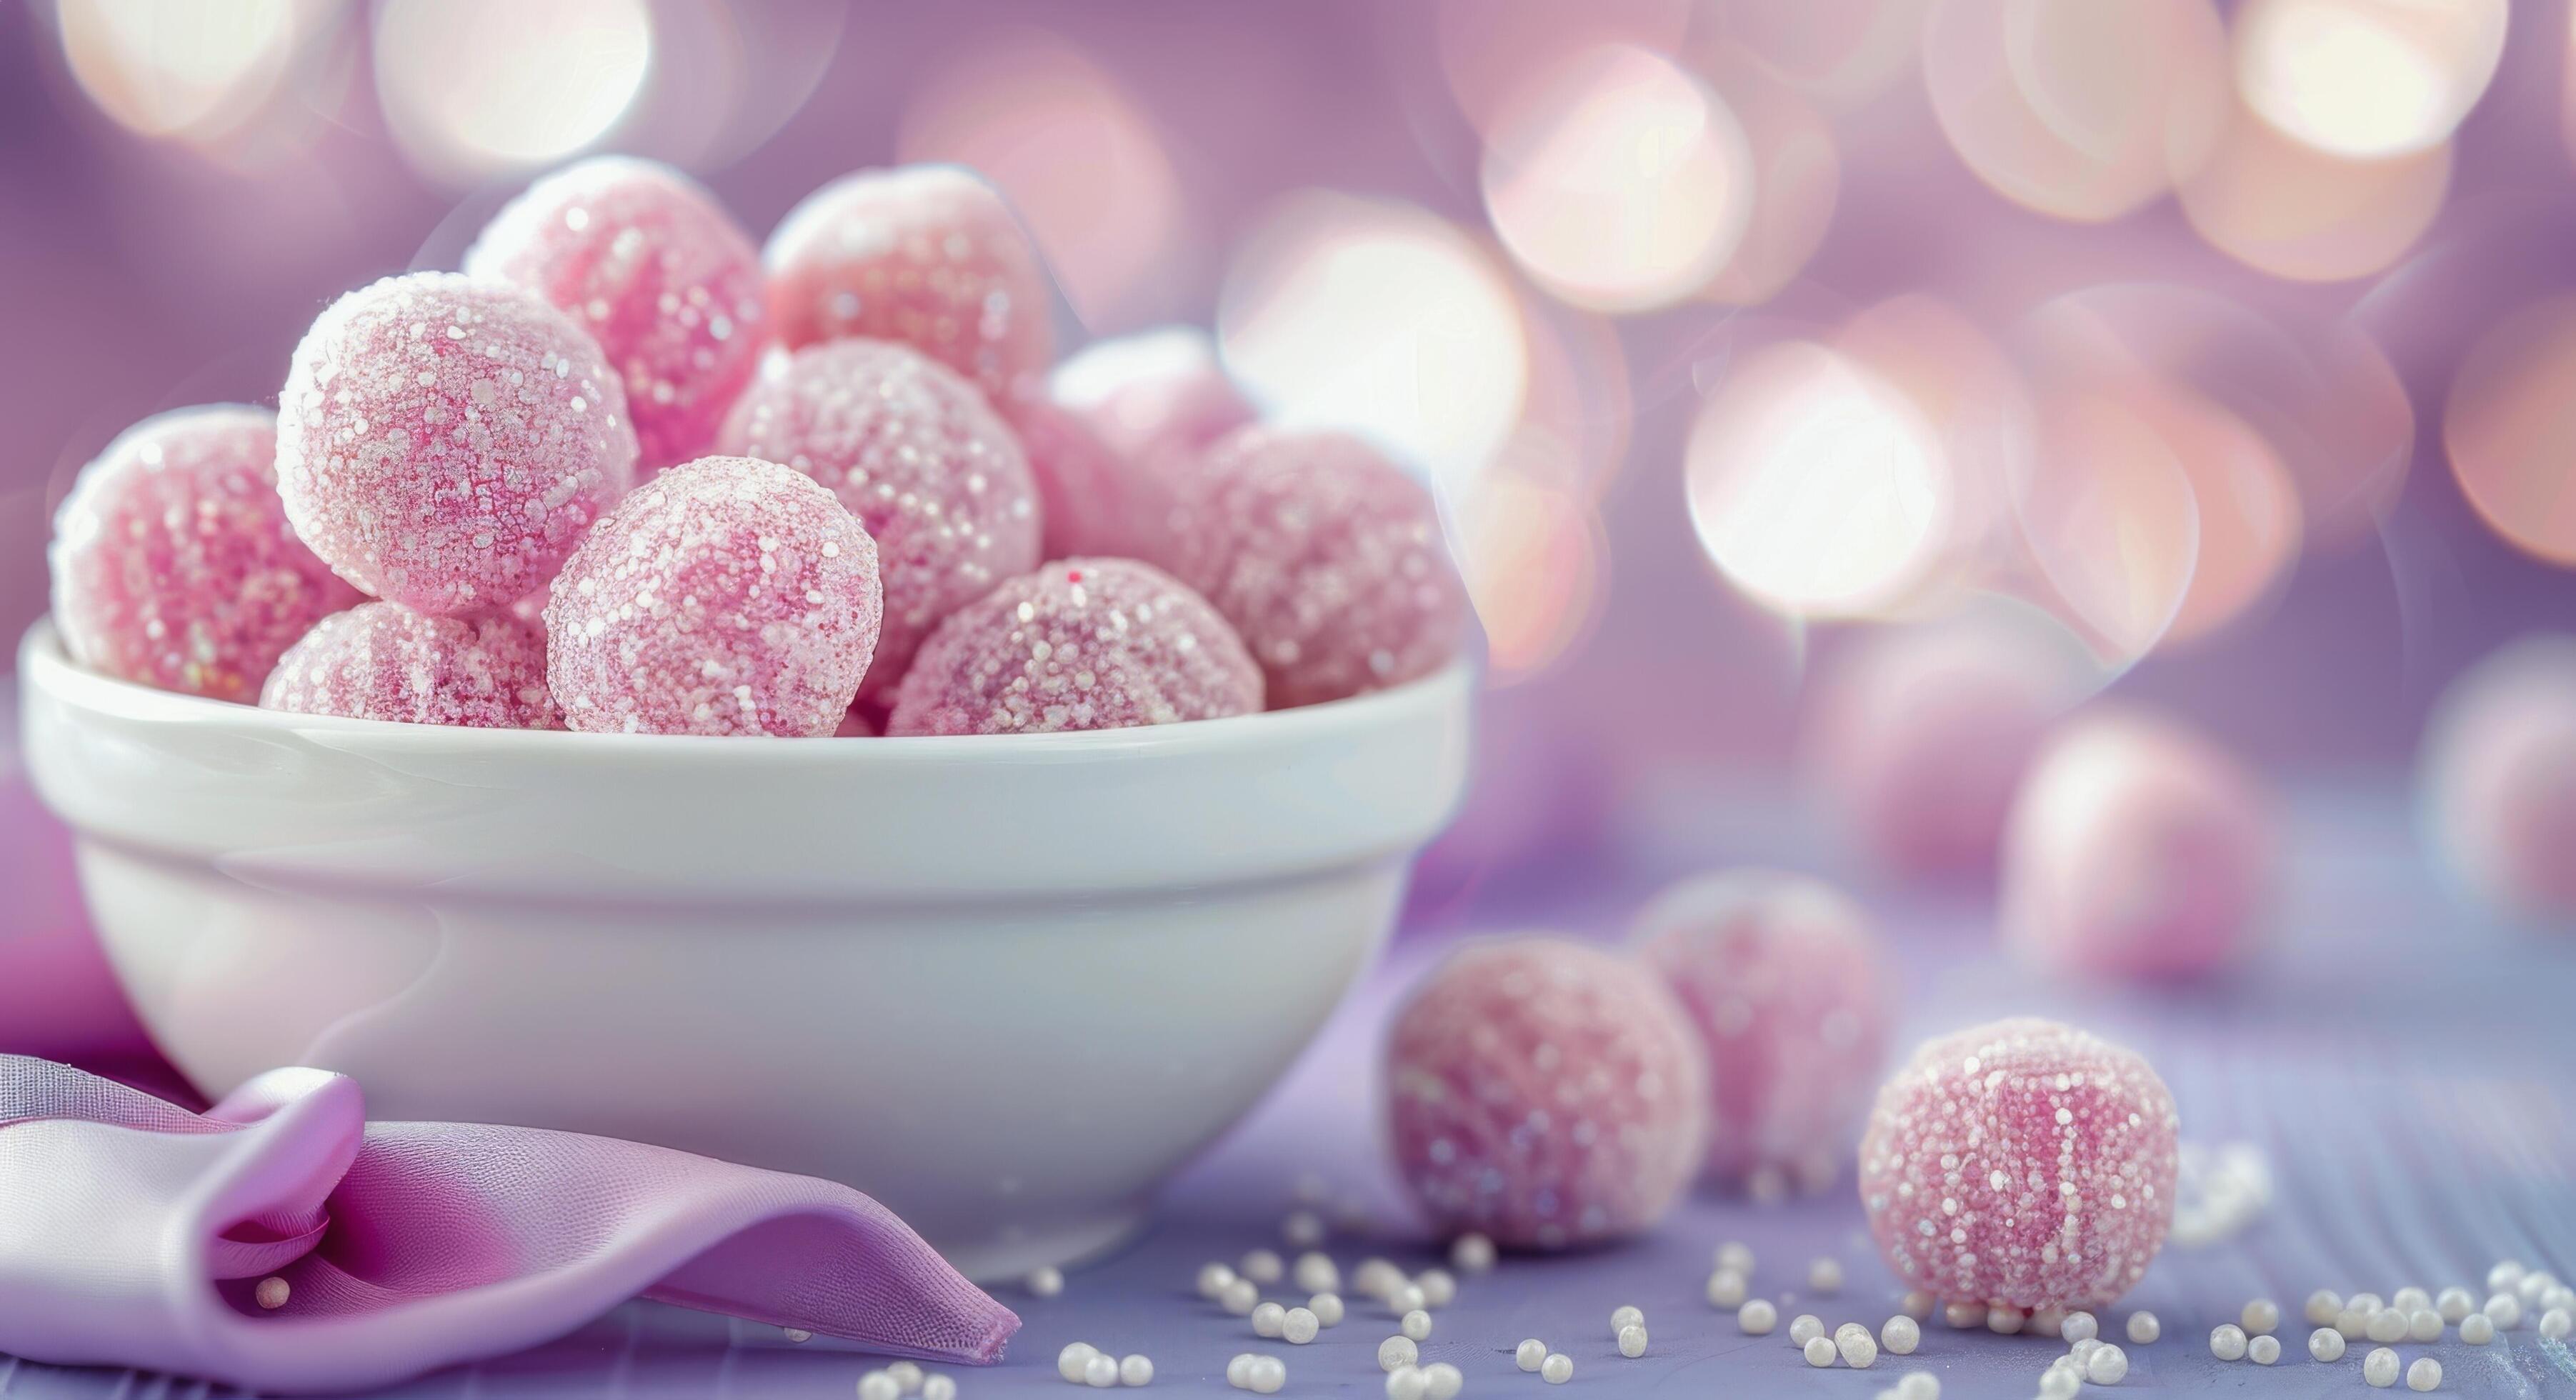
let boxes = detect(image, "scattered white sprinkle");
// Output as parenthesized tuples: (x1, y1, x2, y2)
(1309, 1293, 1344, 1327)
(1882, 1314, 1922, 1354)
(1226, 1355, 1254, 1390)
(783, 1329, 812, 1344)
(1059, 1344, 1099, 1383)
(2368, 1307, 2409, 1342)
(1219, 1279, 1259, 1316)
(1450, 1234, 1497, 1274)
(2062, 1311, 2099, 1343)
(1987, 1305, 2025, 1334)
(1611, 1305, 1645, 1334)
(254, 1277, 290, 1310)
(1894, 1371, 1940, 1400)
(1119, 1356, 1152, 1387)
(1240, 1250, 1284, 1285)
(1377, 1336, 1417, 1371)
(2407, 1356, 2442, 1391)
(1706, 1269, 1748, 1309)
(1540, 1353, 1572, 1384)
(1383, 1366, 1426, 1400)
(1246, 1356, 1285, 1395)
(1789, 1314, 1825, 1346)
(2211, 1323, 2247, 1361)
(2242, 1298, 2280, 1334)
(1617, 1324, 1648, 1359)
(2311, 1327, 2347, 1361)
(2127, 1311, 2161, 1344)
(2459, 1313, 2495, 1345)
(859, 1370, 899, 1400)
(1387, 1284, 1428, 1316)
(2489, 1261, 2527, 1294)
(1416, 1269, 1457, 1309)
(1809, 1257, 1844, 1293)
(1401, 1309, 1432, 1342)
(2306, 1289, 2345, 1326)
(1027, 1266, 1064, 1298)
(2435, 1286, 2475, 1324)
(1717, 1241, 1757, 1274)
(888, 1361, 924, 1394)
(2541, 1307, 2572, 1339)
(2408, 1308, 2443, 1342)
(1899, 1290, 1936, 1321)
(2364, 1346, 2400, 1387)
(1282, 1211, 1325, 1248)
(2482, 1294, 2522, 1329)
(1084, 1353, 1119, 1389)
(924, 1375, 957, 1400)
(2249, 1333, 2281, 1364)
(1420, 1363, 1461, 1400)
(1292, 1252, 1339, 1294)
(1352, 1259, 1403, 1299)
(1515, 1339, 1547, 1371)
(1252, 1303, 1287, 1339)
(2085, 1342, 2128, 1385)
(1944, 1300, 1985, 1329)
(2040, 1359, 2083, 1398)
(1837, 1325, 1878, 1369)
(1198, 1262, 1238, 1299)
(1803, 1335, 1837, 1367)
(1283, 1309, 1319, 1345)
(1739, 1299, 1778, 1335)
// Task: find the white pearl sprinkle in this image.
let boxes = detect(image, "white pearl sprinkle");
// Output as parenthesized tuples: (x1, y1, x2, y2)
(2061, 1311, 2098, 1343)
(1309, 1293, 1344, 1327)
(2542, 1307, 2572, 1339)
(1516, 1339, 1546, 1371)
(2212, 1324, 2247, 1361)
(2337, 1306, 2372, 1339)
(2027, 1307, 2065, 1339)
(783, 1329, 812, 1344)
(1251, 1303, 1286, 1339)
(1240, 1250, 1284, 1285)
(1789, 1314, 1825, 1346)
(1059, 1344, 1099, 1383)
(2311, 1327, 2347, 1361)
(2040, 1360, 2082, 1398)
(1292, 1252, 1339, 1294)
(254, 1276, 290, 1310)
(1540, 1353, 1572, 1385)
(1421, 1363, 1462, 1400)
(1617, 1324, 1648, 1359)
(2483, 1293, 2522, 1329)
(2250, 1334, 2281, 1364)
(1837, 1326, 1878, 1369)
(1705, 1269, 1747, 1309)
(1717, 1241, 1756, 1274)
(1226, 1354, 1254, 1389)
(2242, 1298, 2280, 1334)
(1808, 1257, 1844, 1293)
(1377, 1336, 1417, 1371)
(1883, 1314, 1922, 1354)
(1899, 1290, 1936, 1321)
(1283, 1308, 1319, 1345)
(887, 1361, 923, 1394)
(2392, 1287, 2432, 1314)
(2459, 1313, 2495, 1344)
(1387, 1285, 1428, 1316)
(2306, 1289, 2345, 1325)
(2408, 1308, 2443, 1342)
(2522, 1271, 2560, 1307)
(1802, 1336, 1837, 1367)
(1739, 1299, 1778, 1335)
(2070, 1339, 2102, 1366)
(1084, 1354, 1119, 1389)
(1246, 1356, 1285, 1395)
(1119, 1355, 1152, 1386)
(1416, 1269, 1457, 1309)
(2364, 1346, 2400, 1387)
(2407, 1356, 2442, 1391)
(1219, 1279, 1259, 1316)
(1895, 1371, 1940, 1400)
(2127, 1311, 2161, 1344)
(1198, 1263, 1238, 1299)
(1943, 1300, 1984, 1329)
(1450, 1234, 1497, 1274)
(1383, 1366, 1425, 1400)
(924, 1376, 957, 1400)
(1987, 1305, 2025, 1334)
(1402, 1309, 1432, 1342)
(1610, 1305, 1644, 1334)
(2350, 1292, 2386, 1314)
(2085, 1343, 2128, 1385)
(1281, 1211, 1324, 1248)
(1026, 1266, 1064, 1298)
(859, 1371, 899, 1400)
(2488, 1260, 2527, 1294)
(2368, 1307, 2410, 1342)
(2436, 1286, 2475, 1324)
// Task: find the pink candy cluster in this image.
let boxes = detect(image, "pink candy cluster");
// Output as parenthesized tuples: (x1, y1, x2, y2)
(47, 159, 1468, 738)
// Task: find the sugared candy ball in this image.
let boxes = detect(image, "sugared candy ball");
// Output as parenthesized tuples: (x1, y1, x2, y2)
(546, 456, 882, 736)
(1172, 429, 1469, 709)
(466, 156, 767, 471)
(2002, 706, 2277, 980)
(1384, 938, 1709, 1249)
(49, 405, 361, 701)
(719, 339, 1039, 696)
(1630, 870, 1898, 1193)
(889, 558, 1261, 735)
(1859, 1018, 2180, 1312)
(1053, 326, 1256, 473)
(1805, 609, 2088, 879)
(763, 164, 1055, 406)
(2420, 636, 2576, 926)
(277, 271, 639, 616)
(1008, 393, 1170, 566)
(261, 602, 558, 729)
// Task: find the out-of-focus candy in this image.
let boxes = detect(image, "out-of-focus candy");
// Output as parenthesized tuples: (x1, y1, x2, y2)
(261, 602, 559, 729)
(2419, 635, 2576, 926)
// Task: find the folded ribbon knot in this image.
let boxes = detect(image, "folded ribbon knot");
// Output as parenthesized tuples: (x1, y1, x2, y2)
(0, 1056, 1017, 1393)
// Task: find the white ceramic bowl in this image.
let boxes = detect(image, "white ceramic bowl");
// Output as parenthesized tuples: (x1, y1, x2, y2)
(16, 622, 1471, 1280)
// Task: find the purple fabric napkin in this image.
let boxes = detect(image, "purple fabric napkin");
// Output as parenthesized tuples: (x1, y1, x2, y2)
(0, 1056, 1019, 1393)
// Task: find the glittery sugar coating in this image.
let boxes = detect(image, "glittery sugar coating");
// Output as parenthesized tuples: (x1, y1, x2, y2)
(719, 339, 1040, 699)
(763, 164, 1055, 407)
(276, 272, 639, 616)
(49, 405, 361, 701)
(260, 601, 559, 729)
(466, 156, 767, 473)
(889, 558, 1262, 736)
(1171, 429, 1469, 709)
(545, 456, 882, 736)
(1859, 1018, 2179, 1313)
(1008, 393, 1169, 566)
(1632, 870, 1898, 1194)
(1038, 329, 1257, 563)
(1384, 938, 1709, 1249)
(2002, 706, 2277, 981)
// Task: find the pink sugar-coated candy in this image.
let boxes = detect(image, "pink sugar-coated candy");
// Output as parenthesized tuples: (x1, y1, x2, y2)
(1053, 326, 1256, 471)
(763, 164, 1056, 407)
(1007, 392, 1166, 564)
(1384, 937, 1709, 1249)
(2420, 635, 2576, 926)
(466, 156, 767, 473)
(718, 339, 1039, 699)
(278, 271, 639, 616)
(2001, 706, 2277, 981)
(1859, 1017, 2180, 1313)
(834, 707, 877, 738)
(546, 456, 882, 737)
(1805, 613, 2088, 880)
(1171, 429, 1469, 709)
(261, 602, 559, 729)
(49, 404, 361, 701)
(1631, 870, 1899, 1196)
(888, 557, 1262, 736)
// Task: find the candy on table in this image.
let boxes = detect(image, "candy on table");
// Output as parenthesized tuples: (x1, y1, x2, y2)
(1629, 869, 1897, 1194)
(1382, 938, 1707, 1249)
(465, 156, 767, 472)
(1859, 1017, 2180, 1312)
(886, 559, 1261, 736)
(1169, 428, 1468, 709)
(49, 404, 361, 701)
(2002, 705, 2277, 980)
(544, 456, 882, 736)
(276, 271, 639, 616)
(718, 337, 1040, 699)
(763, 164, 1054, 408)
(2420, 634, 2576, 926)
(261, 603, 559, 730)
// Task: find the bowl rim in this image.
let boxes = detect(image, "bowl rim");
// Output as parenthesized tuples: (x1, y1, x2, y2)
(17, 619, 1477, 768)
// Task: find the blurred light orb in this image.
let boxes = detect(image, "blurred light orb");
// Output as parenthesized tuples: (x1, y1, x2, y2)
(2003, 706, 2278, 981)
(1686, 341, 1952, 619)
(2233, 0, 2505, 160)
(1454, 443, 1607, 684)
(57, 0, 299, 141)
(2013, 388, 2201, 667)
(2420, 636, 2576, 927)
(1702, 0, 1927, 109)
(1511, 293, 1633, 506)
(1482, 44, 1756, 314)
(2445, 296, 2576, 568)
(2175, 96, 2451, 283)
(1692, 42, 1843, 307)
(899, 29, 1186, 327)
(2122, 383, 2303, 646)
(1432, 0, 1694, 135)
(1922, 0, 2229, 223)
(374, 0, 651, 182)
(1219, 191, 1527, 499)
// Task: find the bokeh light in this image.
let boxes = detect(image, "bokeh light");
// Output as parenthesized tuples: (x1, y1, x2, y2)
(899, 29, 1188, 329)
(1453, 449, 1608, 686)
(1511, 293, 1633, 507)
(2175, 94, 2452, 283)
(2445, 296, 2576, 568)
(374, 0, 652, 183)
(2233, 0, 2505, 161)
(1699, 0, 1926, 110)
(1219, 192, 1529, 501)
(56, 0, 302, 144)
(1689, 41, 1842, 307)
(1432, 0, 1693, 136)
(1686, 341, 1952, 619)
(2103, 380, 2304, 645)
(1481, 44, 1755, 314)
(1922, 0, 2229, 223)
(2011, 386, 2201, 666)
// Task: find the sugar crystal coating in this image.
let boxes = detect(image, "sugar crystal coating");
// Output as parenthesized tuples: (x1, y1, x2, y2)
(1172, 429, 1469, 709)
(889, 558, 1261, 735)
(50, 405, 361, 701)
(1632, 869, 1898, 1192)
(1008, 391, 1172, 566)
(545, 456, 882, 736)
(2420, 635, 2576, 926)
(1384, 937, 1709, 1249)
(1042, 328, 1256, 561)
(1859, 1017, 2179, 1312)
(466, 156, 767, 472)
(719, 338, 1040, 697)
(261, 601, 558, 729)
(276, 272, 639, 616)
(763, 164, 1055, 406)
